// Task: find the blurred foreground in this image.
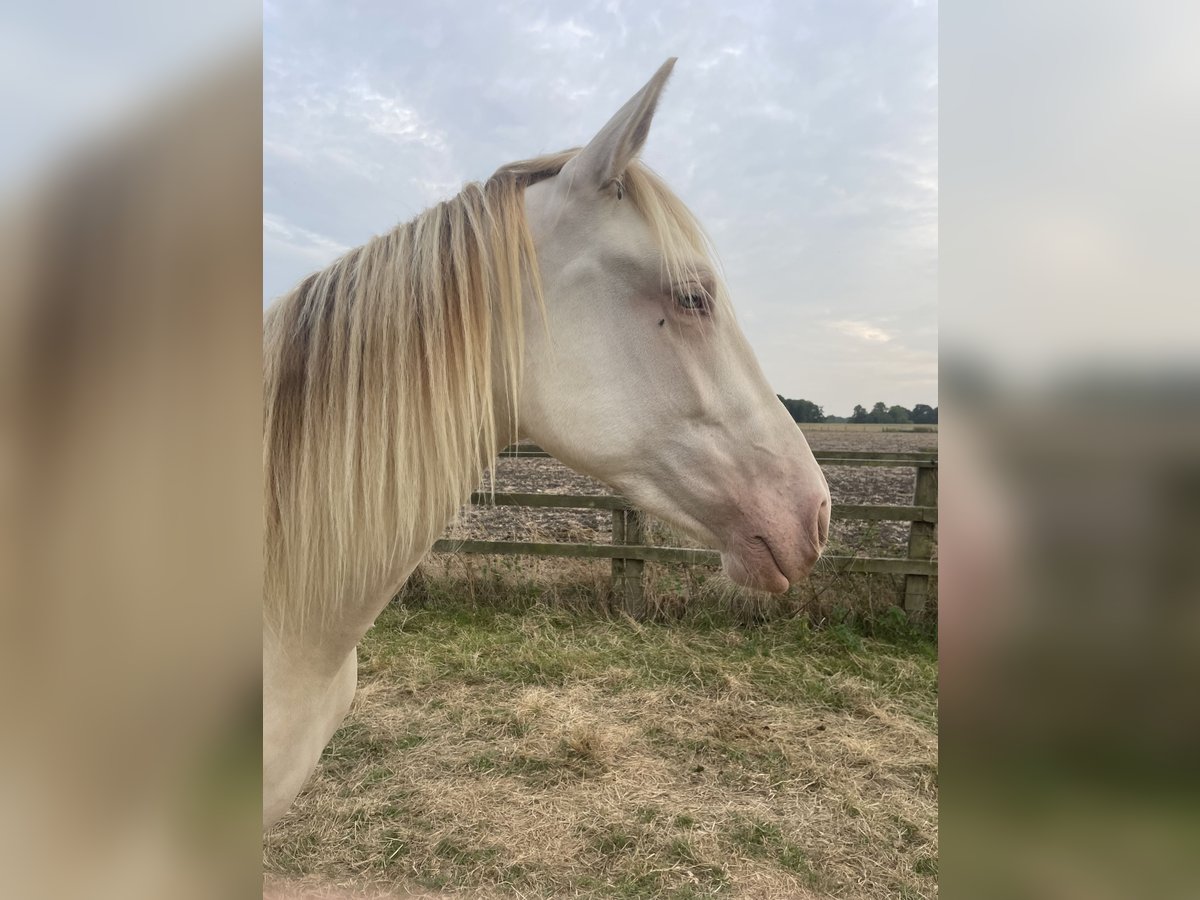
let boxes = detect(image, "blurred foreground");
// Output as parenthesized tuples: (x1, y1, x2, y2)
(942, 2, 1200, 894)
(0, 31, 262, 900)
(940, 371, 1200, 898)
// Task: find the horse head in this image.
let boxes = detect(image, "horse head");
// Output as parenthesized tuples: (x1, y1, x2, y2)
(516, 60, 831, 591)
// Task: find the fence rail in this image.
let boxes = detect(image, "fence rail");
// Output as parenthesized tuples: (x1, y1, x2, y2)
(430, 445, 938, 615)
(457, 492, 937, 523)
(430, 539, 938, 575)
(499, 446, 938, 465)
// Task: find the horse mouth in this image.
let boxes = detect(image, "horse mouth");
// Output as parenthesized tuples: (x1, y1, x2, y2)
(721, 535, 791, 594)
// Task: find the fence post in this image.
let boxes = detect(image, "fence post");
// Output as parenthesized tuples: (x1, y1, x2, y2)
(903, 462, 938, 614)
(611, 508, 647, 617)
(610, 508, 625, 611)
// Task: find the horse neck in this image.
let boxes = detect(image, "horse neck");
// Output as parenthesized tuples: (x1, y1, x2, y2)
(282, 355, 518, 673)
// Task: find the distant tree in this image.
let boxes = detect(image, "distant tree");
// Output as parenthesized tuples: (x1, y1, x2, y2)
(842, 400, 937, 425)
(911, 403, 936, 424)
(800, 400, 825, 422)
(775, 395, 825, 423)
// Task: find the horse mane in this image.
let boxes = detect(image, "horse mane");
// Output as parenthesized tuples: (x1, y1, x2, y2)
(263, 149, 718, 633)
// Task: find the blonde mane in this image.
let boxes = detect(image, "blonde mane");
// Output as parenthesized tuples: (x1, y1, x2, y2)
(263, 150, 718, 632)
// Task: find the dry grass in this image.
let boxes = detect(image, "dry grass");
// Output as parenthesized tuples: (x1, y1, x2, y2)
(409, 542, 933, 632)
(263, 587, 937, 899)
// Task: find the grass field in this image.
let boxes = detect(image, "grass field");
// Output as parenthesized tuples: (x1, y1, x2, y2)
(263, 586, 937, 899)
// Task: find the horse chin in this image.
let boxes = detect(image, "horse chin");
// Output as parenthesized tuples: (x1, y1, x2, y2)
(720, 537, 791, 594)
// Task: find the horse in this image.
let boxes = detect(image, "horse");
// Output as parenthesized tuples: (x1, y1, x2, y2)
(263, 58, 831, 828)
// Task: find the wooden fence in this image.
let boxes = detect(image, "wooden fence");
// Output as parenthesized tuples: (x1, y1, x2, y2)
(432, 446, 938, 616)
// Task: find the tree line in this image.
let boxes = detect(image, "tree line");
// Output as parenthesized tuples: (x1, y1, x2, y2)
(776, 395, 938, 425)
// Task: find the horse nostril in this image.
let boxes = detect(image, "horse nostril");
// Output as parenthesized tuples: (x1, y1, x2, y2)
(817, 498, 830, 546)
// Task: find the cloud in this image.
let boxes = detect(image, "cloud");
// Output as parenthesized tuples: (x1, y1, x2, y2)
(749, 100, 798, 122)
(523, 16, 598, 52)
(698, 45, 747, 71)
(345, 79, 448, 151)
(263, 213, 349, 266)
(830, 320, 894, 343)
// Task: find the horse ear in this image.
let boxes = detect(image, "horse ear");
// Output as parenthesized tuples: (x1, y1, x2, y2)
(564, 58, 677, 194)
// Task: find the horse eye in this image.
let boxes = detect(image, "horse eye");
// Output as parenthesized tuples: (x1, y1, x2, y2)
(677, 291, 710, 314)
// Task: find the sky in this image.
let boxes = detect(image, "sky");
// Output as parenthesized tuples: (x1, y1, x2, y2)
(264, 0, 937, 417)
